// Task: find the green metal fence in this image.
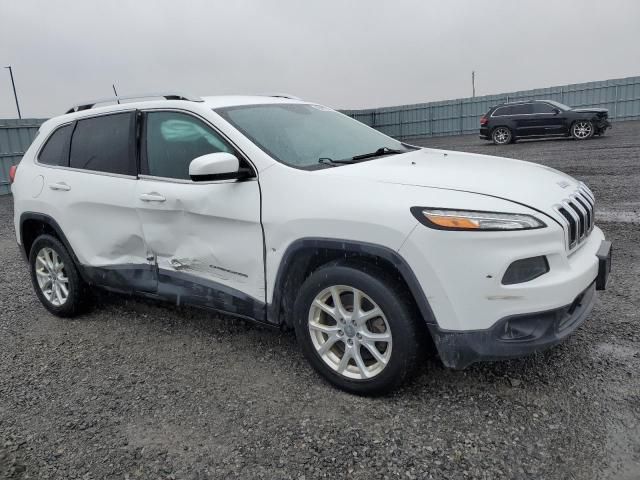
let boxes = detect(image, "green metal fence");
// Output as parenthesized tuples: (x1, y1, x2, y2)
(0, 119, 46, 195)
(342, 75, 640, 140)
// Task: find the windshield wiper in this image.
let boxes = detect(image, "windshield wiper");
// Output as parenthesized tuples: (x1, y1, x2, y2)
(350, 146, 406, 161)
(317, 146, 413, 167)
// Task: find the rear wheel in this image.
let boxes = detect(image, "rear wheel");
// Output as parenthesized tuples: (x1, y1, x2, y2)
(29, 234, 87, 317)
(293, 262, 421, 395)
(571, 120, 594, 140)
(492, 126, 512, 145)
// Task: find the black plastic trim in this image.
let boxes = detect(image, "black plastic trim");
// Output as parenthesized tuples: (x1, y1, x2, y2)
(267, 237, 437, 326)
(429, 282, 597, 369)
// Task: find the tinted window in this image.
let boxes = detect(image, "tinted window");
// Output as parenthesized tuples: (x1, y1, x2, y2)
(38, 125, 72, 166)
(493, 106, 512, 116)
(144, 111, 233, 180)
(532, 103, 556, 114)
(510, 104, 533, 115)
(69, 113, 135, 175)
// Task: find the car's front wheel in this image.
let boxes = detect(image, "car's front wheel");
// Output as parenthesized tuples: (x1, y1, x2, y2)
(571, 120, 594, 140)
(492, 126, 512, 145)
(293, 262, 421, 395)
(29, 234, 86, 317)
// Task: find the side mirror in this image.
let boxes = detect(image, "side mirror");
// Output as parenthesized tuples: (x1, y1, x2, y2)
(552, 108, 561, 115)
(189, 152, 252, 182)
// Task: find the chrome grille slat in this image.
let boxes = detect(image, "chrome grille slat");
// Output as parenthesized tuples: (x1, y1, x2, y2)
(554, 184, 596, 251)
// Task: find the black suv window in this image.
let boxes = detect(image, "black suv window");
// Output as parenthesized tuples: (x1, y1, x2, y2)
(38, 125, 73, 166)
(492, 106, 512, 117)
(532, 103, 556, 114)
(69, 112, 135, 175)
(510, 104, 533, 115)
(143, 111, 233, 180)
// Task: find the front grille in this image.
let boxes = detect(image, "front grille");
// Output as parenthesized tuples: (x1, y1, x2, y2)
(554, 184, 595, 251)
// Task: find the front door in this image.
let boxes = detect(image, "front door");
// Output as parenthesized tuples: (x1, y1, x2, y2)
(135, 110, 265, 319)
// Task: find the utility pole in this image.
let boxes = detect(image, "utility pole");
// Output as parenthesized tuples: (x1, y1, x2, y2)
(4, 66, 22, 119)
(472, 70, 476, 98)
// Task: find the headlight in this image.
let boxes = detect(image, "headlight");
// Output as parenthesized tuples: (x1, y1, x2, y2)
(411, 207, 546, 231)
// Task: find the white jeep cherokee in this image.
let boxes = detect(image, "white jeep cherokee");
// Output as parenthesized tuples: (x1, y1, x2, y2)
(11, 93, 612, 394)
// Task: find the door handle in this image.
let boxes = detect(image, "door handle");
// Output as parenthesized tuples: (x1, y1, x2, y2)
(48, 182, 71, 191)
(139, 192, 166, 202)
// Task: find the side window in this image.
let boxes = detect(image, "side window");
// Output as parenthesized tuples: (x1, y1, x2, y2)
(532, 103, 555, 114)
(493, 106, 512, 117)
(69, 112, 135, 175)
(38, 125, 72, 166)
(510, 104, 533, 115)
(143, 111, 233, 180)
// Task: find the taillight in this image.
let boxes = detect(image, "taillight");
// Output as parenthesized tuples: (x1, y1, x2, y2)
(480, 116, 489, 126)
(9, 165, 17, 184)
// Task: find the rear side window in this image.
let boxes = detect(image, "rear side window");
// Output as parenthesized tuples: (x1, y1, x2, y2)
(143, 111, 233, 180)
(38, 125, 72, 166)
(492, 106, 512, 116)
(510, 104, 533, 115)
(69, 112, 135, 175)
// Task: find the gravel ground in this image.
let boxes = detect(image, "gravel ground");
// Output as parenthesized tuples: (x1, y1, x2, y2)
(1, 122, 639, 479)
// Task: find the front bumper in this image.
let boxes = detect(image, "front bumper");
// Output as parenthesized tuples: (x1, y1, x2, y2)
(429, 282, 596, 369)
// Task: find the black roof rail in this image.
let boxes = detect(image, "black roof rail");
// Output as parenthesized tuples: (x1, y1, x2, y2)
(65, 92, 204, 114)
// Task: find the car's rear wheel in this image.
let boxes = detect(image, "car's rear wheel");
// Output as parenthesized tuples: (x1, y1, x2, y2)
(29, 234, 86, 317)
(492, 127, 512, 145)
(571, 120, 594, 140)
(293, 262, 421, 395)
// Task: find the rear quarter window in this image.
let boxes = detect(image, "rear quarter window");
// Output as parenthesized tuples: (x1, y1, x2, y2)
(38, 125, 73, 166)
(69, 112, 135, 175)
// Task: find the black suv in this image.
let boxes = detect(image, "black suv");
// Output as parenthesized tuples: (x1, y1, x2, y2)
(480, 100, 611, 145)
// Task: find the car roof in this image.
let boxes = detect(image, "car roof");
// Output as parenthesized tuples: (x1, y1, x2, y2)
(43, 94, 309, 130)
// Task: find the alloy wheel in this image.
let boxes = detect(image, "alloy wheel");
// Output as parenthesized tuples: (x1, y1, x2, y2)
(35, 247, 69, 306)
(308, 285, 392, 380)
(493, 127, 511, 144)
(573, 121, 593, 139)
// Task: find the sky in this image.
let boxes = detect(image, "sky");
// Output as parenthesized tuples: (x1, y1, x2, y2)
(1, 0, 639, 118)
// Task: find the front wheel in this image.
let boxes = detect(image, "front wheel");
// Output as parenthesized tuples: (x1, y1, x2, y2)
(571, 120, 594, 140)
(293, 262, 421, 395)
(492, 126, 513, 145)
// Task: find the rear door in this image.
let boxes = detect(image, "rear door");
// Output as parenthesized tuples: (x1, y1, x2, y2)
(37, 111, 155, 292)
(511, 103, 537, 137)
(135, 110, 265, 317)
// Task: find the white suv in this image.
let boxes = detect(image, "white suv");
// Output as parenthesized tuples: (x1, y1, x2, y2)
(11, 93, 612, 394)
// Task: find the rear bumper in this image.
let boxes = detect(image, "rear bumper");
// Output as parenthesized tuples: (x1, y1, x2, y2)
(429, 282, 597, 369)
(479, 127, 490, 139)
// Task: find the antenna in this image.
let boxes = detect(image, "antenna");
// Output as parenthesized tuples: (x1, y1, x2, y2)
(112, 84, 120, 104)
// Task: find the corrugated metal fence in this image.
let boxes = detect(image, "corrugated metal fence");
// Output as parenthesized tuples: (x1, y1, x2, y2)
(0, 119, 46, 195)
(342, 75, 640, 140)
(1, 75, 640, 194)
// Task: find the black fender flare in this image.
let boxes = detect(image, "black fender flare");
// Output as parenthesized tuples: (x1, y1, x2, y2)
(19, 212, 90, 283)
(267, 237, 438, 327)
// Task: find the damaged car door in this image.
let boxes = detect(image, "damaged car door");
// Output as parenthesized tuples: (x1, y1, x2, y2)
(136, 110, 265, 318)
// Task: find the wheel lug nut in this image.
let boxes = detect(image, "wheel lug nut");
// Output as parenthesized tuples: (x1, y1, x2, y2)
(338, 330, 343, 336)
(347, 339, 353, 346)
(356, 333, 362, 339)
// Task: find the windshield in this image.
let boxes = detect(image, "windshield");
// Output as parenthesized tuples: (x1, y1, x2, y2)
(216, 103, 412, 169)
(544, 100, 572, 111)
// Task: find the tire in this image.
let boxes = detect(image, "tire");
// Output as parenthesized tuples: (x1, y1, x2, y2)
(292, 261, 422, 395)
(29, 234, 87, 317)
(571, 120, 594, 140)
(492, 126, 512, 145)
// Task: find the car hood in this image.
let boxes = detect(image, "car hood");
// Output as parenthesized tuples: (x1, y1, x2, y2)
(571, 107, 608, 114)
(320, 148, 583, 215)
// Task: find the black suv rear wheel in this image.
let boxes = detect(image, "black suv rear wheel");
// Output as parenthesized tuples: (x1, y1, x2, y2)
(492, 126, 513, 145)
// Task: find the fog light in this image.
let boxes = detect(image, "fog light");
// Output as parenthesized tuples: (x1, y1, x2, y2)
(502, 256, 549, 285)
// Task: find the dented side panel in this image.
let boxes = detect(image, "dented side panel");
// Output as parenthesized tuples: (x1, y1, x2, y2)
(135, 178, 265, 304)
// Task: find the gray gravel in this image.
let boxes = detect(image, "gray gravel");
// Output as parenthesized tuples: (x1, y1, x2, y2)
(1, 122, 639, 479)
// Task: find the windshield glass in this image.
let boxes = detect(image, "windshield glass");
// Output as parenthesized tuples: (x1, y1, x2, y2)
(216, 103, 411, 169)
(544, 100, 572, 111)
